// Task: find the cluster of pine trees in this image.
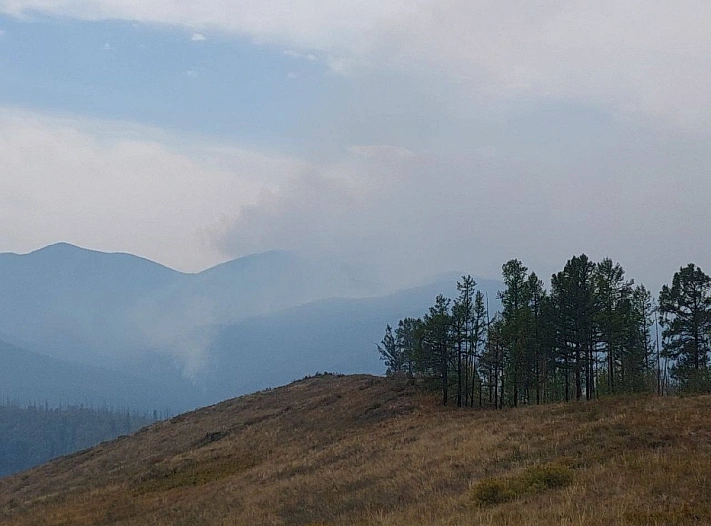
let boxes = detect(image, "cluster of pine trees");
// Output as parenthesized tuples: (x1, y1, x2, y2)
(378, 256, 711, 407)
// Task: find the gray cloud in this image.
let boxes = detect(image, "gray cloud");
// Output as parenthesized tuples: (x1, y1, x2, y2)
(217, 125, 711, 291)
(1, 2, 711, 293)
(3, 106, 710, 293)
(3, 1, 711, 126)
(0, 109, 301, 272)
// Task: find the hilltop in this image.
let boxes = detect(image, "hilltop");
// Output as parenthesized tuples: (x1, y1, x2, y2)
(1, 374, 710, 525)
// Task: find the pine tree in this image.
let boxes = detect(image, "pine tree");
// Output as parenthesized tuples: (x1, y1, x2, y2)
(395, 318, 420, 377)
(422, 295, 453, 405)
(621, 285, 654, 392)
(498, 259, 531, 407)
(453, 276, 476, 407)
(377, 324, 403, 375)
(593, 258, 633, 394)
(551, 255, 596, 401)
(470, 290, 487, 406)
(659, 264, 711, 391)
(526, 272, 547, 404)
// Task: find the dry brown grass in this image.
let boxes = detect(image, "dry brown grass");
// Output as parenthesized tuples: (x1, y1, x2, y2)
(1, 374, 710, 525)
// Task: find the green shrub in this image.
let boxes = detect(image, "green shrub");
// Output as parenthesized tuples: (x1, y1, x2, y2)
(472, 463, 574, 507)
(471, 478, 516, 505)
(523, 464, 574, 490)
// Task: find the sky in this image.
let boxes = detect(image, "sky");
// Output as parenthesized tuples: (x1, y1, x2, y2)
(1, 1, 711, 290)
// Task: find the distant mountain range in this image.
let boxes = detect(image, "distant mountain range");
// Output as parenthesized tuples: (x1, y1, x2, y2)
(0, 243, 502, 411)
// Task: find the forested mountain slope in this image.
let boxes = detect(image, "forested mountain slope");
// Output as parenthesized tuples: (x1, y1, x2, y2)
(1, 374, 709, 525)
(0, 340, 194, 411)
(0, 404, 155, 478)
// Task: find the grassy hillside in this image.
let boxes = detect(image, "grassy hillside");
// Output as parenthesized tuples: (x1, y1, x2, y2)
(0, 374, 709, 525)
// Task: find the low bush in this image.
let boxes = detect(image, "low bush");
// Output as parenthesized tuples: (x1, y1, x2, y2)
(472, 463, 574, 506)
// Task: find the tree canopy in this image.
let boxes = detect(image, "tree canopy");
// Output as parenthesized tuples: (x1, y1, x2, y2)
(379, 255, 709, 406)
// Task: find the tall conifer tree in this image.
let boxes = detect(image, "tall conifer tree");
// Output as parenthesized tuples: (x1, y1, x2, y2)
(659, 264, 711, 391)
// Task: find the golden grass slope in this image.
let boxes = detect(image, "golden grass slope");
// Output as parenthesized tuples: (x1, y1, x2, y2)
(1, 374, 710, 525)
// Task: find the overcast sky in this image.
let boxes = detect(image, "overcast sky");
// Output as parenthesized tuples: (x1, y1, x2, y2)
(1, 1, 710, 290)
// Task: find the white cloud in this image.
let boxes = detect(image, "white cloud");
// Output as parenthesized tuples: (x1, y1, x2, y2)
(190, 32, 206, 41)
(1, 106, 711, 293)
(284, 49, 318, 61)
(2, 1, 711, 126)
(216, 129, 711, 290)
(0, 108, 303, 272)
(102, 41, 111, 50)
(184, 69, 199, 77)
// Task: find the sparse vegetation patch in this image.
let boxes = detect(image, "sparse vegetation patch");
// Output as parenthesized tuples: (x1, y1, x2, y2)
(472, 463, 574, 506)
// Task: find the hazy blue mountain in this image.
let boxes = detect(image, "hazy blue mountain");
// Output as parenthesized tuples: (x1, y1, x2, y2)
(0, 244, 383, 378)
(201, 277, 503, 402)
(0, 243, 501, 409)
(0, 243, 181, 367)
(128, 250, 385, 375)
